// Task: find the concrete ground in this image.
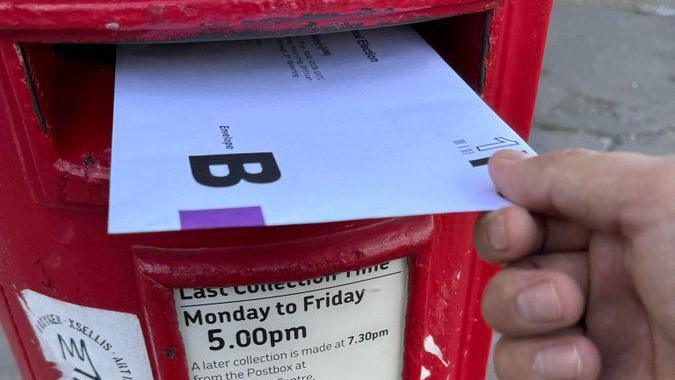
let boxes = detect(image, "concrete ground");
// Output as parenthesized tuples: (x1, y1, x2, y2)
(0, 0, 673, 379)
(0, 331, 18, 379)
(530, 0, 675, 155)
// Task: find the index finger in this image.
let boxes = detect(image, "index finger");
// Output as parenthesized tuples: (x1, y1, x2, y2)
(488, 149, 667, 234)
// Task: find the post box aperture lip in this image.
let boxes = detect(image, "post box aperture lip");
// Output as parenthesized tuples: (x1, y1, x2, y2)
(15, 13, 489, 207)
(133, 215, 434, 289)
(0, 0, 498, 42)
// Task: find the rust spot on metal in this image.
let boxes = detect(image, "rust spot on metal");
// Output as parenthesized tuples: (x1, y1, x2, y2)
(16, 44, 49, 134)
(478, 10, 494, 94)
(33, 258, 57, 293)
(298, 12, 340, 21)
(83, 153, 97, 168)
(41, 279, 56, 292)
(180, 4, 199, 17)
(149, 4, 164, 17)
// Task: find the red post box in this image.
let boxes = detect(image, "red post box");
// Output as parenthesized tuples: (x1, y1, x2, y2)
(0, 1, 552, 379)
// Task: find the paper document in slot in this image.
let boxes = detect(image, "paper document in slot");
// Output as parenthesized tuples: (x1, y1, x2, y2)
(109, 26, 535, 234)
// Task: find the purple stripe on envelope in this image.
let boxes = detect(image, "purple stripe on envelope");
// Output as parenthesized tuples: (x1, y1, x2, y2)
(179, 206, 265, 230)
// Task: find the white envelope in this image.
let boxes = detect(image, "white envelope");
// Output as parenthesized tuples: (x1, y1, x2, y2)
(109, 26, 535, 234)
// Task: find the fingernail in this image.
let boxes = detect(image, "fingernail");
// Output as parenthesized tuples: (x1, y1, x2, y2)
(489, 151, 530, 194)
(533, 343, 582, 379)
(515, 282, 562, 322)
(485, 213, 508, 250)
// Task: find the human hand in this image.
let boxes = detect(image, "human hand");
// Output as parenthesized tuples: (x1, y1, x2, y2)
(474, 149, 675, 379)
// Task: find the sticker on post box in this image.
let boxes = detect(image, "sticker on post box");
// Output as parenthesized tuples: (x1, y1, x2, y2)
(174, 258, 408, 380)
(19, 289, 154, 380)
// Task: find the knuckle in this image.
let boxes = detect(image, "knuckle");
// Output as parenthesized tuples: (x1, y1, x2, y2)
(493, 340, 511, 378)
(622, 156, 675, 229)
(484, 269, 513, 295)
(651, 159, 675, 214)
(480, 278, 500, 316)
(481, 273, 515, 325)
(493, 339, 525, 380)
(544, 148, 594, 165)
(472, 215, 489, 250)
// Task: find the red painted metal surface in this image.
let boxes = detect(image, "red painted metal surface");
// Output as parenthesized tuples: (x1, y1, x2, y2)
(0, 0, 552, 379)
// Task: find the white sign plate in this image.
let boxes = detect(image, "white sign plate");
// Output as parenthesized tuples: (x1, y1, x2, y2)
(109, 26, 535, 234)
(174, 259, 408, 380)
(19, 289, 154, 380)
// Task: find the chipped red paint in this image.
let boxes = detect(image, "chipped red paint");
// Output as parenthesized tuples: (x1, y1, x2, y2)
(0, 0, 500, 42)
(0, 0, 552, 379)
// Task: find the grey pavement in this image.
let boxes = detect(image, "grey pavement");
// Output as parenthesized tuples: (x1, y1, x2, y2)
(0, 330, 18, 379)
(1, 1, 673, 379)
(530, 0, 675, 155)
(561, 0, 675, 15)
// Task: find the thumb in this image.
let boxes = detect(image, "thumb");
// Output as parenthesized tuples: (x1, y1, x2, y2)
(488, 149, 663, 233)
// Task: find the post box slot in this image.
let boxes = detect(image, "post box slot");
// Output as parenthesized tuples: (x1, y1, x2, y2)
(18, 12, 488, 206)
(22, 44, 116, 163)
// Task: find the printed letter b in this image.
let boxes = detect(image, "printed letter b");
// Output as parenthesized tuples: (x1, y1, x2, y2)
(189, 153, 281, 187)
